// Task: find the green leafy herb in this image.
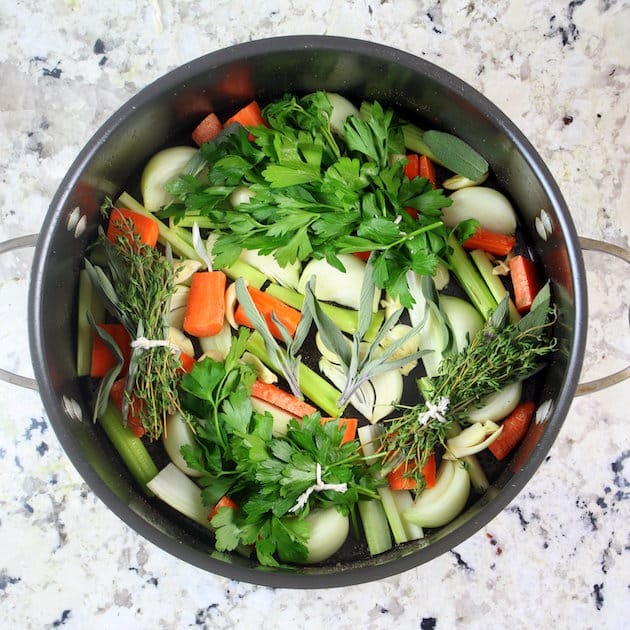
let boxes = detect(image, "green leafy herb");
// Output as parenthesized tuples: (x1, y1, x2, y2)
(163, 92, 456, 306)
(380, 284, 557, 479)
(85, 210, 181, 439)
(304, 264, 429, 408)
(178, 352, 378, 567)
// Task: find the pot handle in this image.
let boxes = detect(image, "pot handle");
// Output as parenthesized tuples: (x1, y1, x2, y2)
(0, 234, 39, 391)
(575, 236, 630, 396)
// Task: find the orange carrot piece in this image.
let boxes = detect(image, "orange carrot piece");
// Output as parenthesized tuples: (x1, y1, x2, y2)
(109, 378, 145, 437)
(192, 112, 223, 146)
(234, 286, 301, 340)
(106, 207, 159, 249)
(403, 154, 419, 180)
(418, 155, 437, 188)
(250, 380, 317, 418)
(90, 323, 131, 378)
(353, 250, 371, 262)
(224, 100, 266, 129)
(321, 417, 358, 445)
(387, 454, 436, 491)
(178, 352, 196, 374)
(489, 401, 537, 461)
(209, 495, 239, 520)
(509, 255, 541, 314)
(463, 227, 516, 257)
(183, 270, 227, 338)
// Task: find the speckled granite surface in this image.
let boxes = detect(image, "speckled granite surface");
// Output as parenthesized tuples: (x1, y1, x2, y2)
(1, 1, 629, 628)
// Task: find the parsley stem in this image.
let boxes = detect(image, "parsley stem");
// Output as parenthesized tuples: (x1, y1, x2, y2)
(383, 220, 444, 251)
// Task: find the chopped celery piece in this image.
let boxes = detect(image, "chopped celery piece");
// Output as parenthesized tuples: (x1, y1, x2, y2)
(76, 269, 105, 376)
(171, 215, 215, 230)
(470, 249, 521, 323)
(146, 463, 212, 529)
(245, 331, 343, 417)
(265, 284, 384, 341)
(358, 500, 393, 556)
(97, 400, 159, 496)
(446, 234, 497, 319)
(116, 192, 265, 288)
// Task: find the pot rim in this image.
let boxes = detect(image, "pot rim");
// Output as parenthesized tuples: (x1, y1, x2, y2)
(28, 35, 588, 588)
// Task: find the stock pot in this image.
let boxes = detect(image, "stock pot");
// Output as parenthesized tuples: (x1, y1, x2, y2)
(1, 36, 628, 588)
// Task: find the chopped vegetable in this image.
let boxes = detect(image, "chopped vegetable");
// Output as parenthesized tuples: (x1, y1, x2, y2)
(106, 207, 159, 249)
(192, 113, 223, 146)
(387, 454, 436, 491)
(442, 187, 517, 235)
(418, 155, 437, 188)
(250, 380, 317, 418)
(183, 270, 227, 337)
(109, 378, 145, 437)
(209, 495, 239, 520)
(234, 285, 302, 340)
(488, 401, 536, 461)
(509, 255, 541, 314)
(224, 99, 266, 130)
(462, 227, 516, 257)
(90, 323, 131, 378)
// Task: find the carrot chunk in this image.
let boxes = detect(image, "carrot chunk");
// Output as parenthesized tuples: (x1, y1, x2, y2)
(183, 271, 227, 338)
(250, 380, 317, 418)
(509, 255, 541, 314)
(388, 454, 436, 490)
(192, 112, 223, 146)
(106, 207, 159, 249)
(109, 378, 145, 437)
(90, 323, 131, 377)
(463, 227, 516, 257)
(234, 286, 301, 340)
(489, 401, 537, 461)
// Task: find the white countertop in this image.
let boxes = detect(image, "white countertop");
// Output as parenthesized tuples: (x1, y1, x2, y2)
(1, 1, 629, 628)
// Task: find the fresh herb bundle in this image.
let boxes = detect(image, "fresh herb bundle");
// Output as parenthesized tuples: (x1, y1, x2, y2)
(177, 334, 379, 566)
(380, 284, 558, 478)
(85, 208, 181, 439)
(163, 92, 476, 307)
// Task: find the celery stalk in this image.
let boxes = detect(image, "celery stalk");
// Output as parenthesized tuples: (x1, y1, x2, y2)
(446, 234, 497, 319)
(245, 331, 343, 417)
(470, 249, 521, 323)
(357, 500, 393, 556)
(76, 269, 105, 376)
(97, 400, 159, 496)
(264, 284, 384, 341)
(116, 192, 265, 288)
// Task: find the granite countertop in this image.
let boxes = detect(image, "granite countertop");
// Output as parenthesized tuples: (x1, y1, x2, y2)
(1, 1, 629, 628)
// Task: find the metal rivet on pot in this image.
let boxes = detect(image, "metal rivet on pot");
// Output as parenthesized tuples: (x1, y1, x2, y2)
(535, 209, 553, 241)
(62, 395, 84, 422)
(66, 207, 88, 239)
(535, 398, 553, 424)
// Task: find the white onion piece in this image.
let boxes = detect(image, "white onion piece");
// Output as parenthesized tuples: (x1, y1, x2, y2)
(443, 421, 503, 459)
(303, 508, 350, 564)
(140, 146, 198, 212)
(224, 282, 238, 329)
(168, 326, 194, 357)
(199, 320, 232, 361)
(240, 352, 277, 384)
(163, 414, 202, 477)
(440, 294, 484, 353)
(239, 249, 301, 289)
(229, 185, 255, 207)
(298, 254, 380, 311)
(467, 381, 523, 424)
(325, 92, 360, 136)
(404, 460, 470, 528)
(442, 187, 517, 235)
(173, 259, 203, 286)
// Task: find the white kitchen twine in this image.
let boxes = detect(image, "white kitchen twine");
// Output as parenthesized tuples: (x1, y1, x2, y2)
(417, 396, 450, 426)
(131, 337, 181, 354)
(289, 463, 348, 513)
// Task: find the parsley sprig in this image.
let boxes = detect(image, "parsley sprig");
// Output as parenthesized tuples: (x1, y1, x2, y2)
(177, 335, 379, 567)
(163, 92, 464, 306)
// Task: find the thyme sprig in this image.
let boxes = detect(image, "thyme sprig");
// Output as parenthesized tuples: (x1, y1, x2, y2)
(86, 208, 181, 439)
(380, 284, 558, 479)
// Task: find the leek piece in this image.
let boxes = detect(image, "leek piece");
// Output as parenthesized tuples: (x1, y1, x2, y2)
(97, 400, 159, 496)
(401, 122, 439, 162)
(440, 294, 484, 353)
(358, 425, 412, 544)
(265, 284, 384, 341)
(245, 331, 343, 417)
(116, 192, 265, 288)
(146, 463, 212, 528)
(76, 269, 105, 376)
(470, 249, 521, 323)
(390, 490, 424, 540)
(446, 234, 497, 319)
(358, 500, 393, 556)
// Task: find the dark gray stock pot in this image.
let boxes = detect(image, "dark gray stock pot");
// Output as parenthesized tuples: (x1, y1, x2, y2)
(1, 36, 629, 588)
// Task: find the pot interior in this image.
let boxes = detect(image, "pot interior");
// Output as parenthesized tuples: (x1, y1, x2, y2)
(29, 36, 587, 588)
